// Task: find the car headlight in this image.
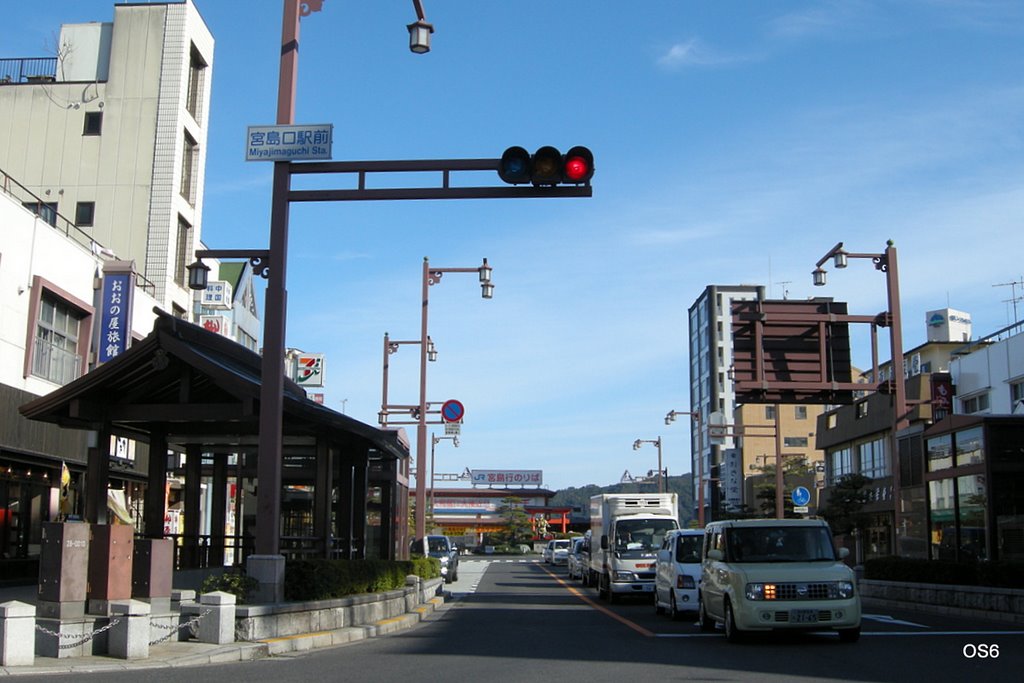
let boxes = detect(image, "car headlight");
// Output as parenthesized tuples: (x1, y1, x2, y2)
(834, 581, 855, 599)
(746, 583, 770, 601)
(613, 571, 637, 581)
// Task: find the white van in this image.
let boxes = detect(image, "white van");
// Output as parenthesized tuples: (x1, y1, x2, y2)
(654, 529, 703, 619)
(698, 519, 861, 643)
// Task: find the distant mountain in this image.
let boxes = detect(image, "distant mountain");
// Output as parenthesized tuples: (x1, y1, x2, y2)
(550, 474, 695, 528)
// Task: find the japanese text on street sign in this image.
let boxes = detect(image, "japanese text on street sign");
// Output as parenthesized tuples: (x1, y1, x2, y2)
(470, 469, 542, 486)
(246, 124, 333, 161)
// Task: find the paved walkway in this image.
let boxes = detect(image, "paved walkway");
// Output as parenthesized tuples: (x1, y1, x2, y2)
(0, 582, 447, 676)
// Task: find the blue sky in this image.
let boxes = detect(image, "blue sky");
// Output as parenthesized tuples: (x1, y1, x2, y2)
(6, 1, 1023, 491)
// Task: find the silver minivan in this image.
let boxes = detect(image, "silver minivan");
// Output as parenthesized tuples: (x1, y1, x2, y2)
(654, 529, 703, 619)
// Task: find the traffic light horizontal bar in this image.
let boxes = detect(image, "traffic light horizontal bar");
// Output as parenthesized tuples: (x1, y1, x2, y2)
(290, 158, 501, 174)
(283, 157, 592, 202)
(289, 186, 592, 202)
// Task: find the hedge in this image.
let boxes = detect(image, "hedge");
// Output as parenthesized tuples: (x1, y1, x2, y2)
(283, 558, 440, 601)
(863, 556, 1024, 589)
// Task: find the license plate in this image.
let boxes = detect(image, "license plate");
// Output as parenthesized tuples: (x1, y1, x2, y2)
(789, 609, 818, 624)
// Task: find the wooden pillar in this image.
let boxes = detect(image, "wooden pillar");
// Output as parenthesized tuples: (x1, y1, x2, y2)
(182, 444, 203, 569)
(378, 460, 395, 559)
(352, 458, 368, 560)
(313, 440, 333, 558)
(144, 429, 168, 537)
(335, 457, 354, 559)
(85, 426, 111, 524)
(209, 452, 228, 567)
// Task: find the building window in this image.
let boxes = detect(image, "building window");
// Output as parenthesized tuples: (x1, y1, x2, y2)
(927, 434, 953, 472)
(955, 427, 984, 466)
(180, 131, 198, 205)
(186, 44, 207, 119)
(1010, 380, 1024, 409)
(962, 393, 990, 414)
(83, 111, 103, 135)
(826, 413, 837, 429)
(828, 447, 853, 485)
(23, 201, 58, 227)
(33, 293, 84, 385)
(174, 215, 192, 287)
(172, 303, 187, 319)
(75, 202, 95, 227)
(795, 405, 807, 420)
(765, 405, 775, 420)
(784, 436, 808, 448)
(857, 437, 889, 478)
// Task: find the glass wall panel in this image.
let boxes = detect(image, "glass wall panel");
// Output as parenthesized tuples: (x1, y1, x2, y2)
(955, 427, 984, 466)
(957, 474, 988, 561)
(927, 434, 953, 472)
(929, 478, 956, 559)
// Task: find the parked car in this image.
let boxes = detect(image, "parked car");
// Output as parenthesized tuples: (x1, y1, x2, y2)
(412, 535, 460, 583)
(543, 538, 571, 565)
(698, 519, 861, 643)
(567, 536, 588, 581)
(654, 529, 703, 619)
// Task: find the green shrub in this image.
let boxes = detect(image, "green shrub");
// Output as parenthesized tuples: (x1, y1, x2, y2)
(284, 558, 439, 602)
(200, 571, 259, 603)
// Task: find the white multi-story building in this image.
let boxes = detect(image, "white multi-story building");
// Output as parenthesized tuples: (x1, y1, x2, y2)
(950, 322, 1024, 415)
(0, 0, 233, 575)
(0, 0, 214, 316)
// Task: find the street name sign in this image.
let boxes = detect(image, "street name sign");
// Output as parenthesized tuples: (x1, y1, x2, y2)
(246, 124, 333, 161)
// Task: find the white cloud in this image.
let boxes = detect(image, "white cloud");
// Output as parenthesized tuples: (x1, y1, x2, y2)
(656, 38, 749, 70)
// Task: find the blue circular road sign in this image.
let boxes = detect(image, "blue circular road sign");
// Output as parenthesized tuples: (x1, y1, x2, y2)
(791, 486, 811, 507)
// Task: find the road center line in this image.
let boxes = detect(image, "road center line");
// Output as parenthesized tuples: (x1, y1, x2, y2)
(538, 564, 656, 638)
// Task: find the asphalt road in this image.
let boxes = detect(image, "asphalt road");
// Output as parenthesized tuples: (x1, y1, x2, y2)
(21, 556, 1023, 682)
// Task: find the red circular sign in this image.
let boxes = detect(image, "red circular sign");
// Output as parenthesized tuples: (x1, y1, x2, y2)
(441, 399, 465, 423)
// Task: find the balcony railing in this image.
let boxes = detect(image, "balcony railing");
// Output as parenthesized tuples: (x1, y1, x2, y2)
(32, 337, 82, 385)
(0, 57, 58, 84)
(1, 167, 157, 296)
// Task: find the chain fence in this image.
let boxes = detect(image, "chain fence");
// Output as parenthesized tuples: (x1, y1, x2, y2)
(35, 618, 121, 651)
(33, 609, 212, 649)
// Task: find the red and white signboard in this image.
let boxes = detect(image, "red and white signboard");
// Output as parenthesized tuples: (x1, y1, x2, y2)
(200, 315, 230, 337)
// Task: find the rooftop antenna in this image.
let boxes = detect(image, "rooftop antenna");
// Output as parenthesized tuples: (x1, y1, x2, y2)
(993, 277, 1024, 324)
(775, 281, 791, 300)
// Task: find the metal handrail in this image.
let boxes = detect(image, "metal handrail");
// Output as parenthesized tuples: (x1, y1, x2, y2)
(1, 167, 157, 295)
(0, 57, 58, 84)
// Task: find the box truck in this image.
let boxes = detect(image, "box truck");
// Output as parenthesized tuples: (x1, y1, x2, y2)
(589, 493, 679, 602)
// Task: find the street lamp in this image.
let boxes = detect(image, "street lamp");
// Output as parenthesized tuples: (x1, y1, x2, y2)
(430, 433, 458, 517)
(379, 332, 436, 427)
(632, 437, 664, 493)
(414, 257, 493, 540)
(666, 410, 705, 526)
(407, 0, 434, 54)
(813, 239, 907, 545)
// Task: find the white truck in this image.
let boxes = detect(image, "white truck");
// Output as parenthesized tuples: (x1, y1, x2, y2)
(589, 493, 679, 602)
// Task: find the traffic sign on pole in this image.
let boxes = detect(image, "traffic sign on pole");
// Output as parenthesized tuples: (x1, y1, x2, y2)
(441, 399, 465, 423)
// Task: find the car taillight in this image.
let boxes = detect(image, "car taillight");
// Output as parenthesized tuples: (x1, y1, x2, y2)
(677, 575, 696, 589)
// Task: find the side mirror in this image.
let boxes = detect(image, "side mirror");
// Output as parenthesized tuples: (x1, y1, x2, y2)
(707, 548, 724, 561)
(601, 534, 609, 550)
(838, 547, 850, 560)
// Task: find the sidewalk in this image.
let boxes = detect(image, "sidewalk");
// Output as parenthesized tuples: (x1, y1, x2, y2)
(0, 581, 448, 676)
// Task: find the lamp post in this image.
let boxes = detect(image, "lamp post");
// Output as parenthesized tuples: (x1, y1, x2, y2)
(813, 239, 907, 547)
(666, 410, 704, 526)
(632, 438, 664, 493)
(430, 433, 458, 518)
(379, 332, 435, 427)
(414, 257, 493, 540)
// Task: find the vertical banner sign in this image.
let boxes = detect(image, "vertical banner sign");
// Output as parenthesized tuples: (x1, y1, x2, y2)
(98, 272, 132, 362)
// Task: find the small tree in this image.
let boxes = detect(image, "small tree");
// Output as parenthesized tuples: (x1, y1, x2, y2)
(496, 497, 533, 546)
(820, 473, 873, 535)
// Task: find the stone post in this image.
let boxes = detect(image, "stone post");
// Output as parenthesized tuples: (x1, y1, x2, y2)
(197, 591, 236, 645)
(0, 601, 36, 667)
(107, 599, 151, 660)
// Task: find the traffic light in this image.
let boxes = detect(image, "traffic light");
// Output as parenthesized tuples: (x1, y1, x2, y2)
(498, 145, 594, 186)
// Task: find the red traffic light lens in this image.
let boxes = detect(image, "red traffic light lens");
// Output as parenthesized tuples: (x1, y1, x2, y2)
(563, 146, 593, 184)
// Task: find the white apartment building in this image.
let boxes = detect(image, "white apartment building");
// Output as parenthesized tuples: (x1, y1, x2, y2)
(0, 0, 214, 316)
(950, 322, 1024, 416)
